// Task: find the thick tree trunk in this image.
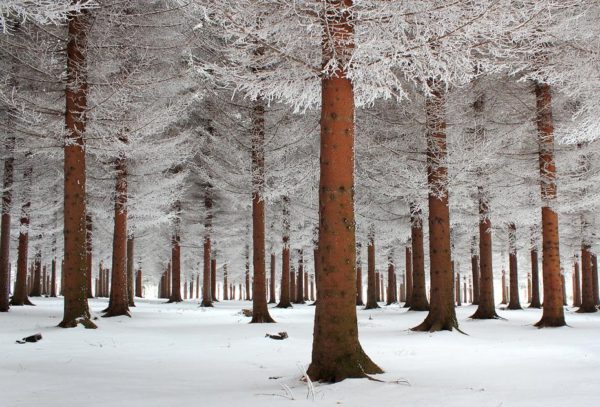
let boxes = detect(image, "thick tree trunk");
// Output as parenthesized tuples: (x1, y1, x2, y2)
(276, 198, 292, 308)
(578, 245, 596, 313)
(11, 166, 34, 307)
(294, 250, 305, 304)
(269, 254, 276, 303)
(30, 252, 42, 297)
(403, 246, 412, 307)
(507, 223, 522, 310)
(409, 208, 429, 311)
(529, 249, 541, 308)
(413, 82, 458, 332)
(533, 83, 565, 327)
(471, 187, 499, 319)
(355, 242, 364, 306)
(104, 143, 130, 318)
(308, 4, 381, 378)
(169, 202, 183, 303)
(60, 8, 94, 328)
(0, 135, 15, 311)
(365, 230, 380, 309)
(127, 235, 135, 306)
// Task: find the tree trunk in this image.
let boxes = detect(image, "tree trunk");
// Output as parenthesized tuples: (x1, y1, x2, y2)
(471, 244, 480, 306)
(245, 245, 251, 301)
(135, 268, 142, 298)
(501, 270, 507, 304)
(294, 250, 305, 304)
(211, 257, 218, 302)
(201, 188, 213, 306)
(403, 246, 412, 307)
(30, 252, 42, 297)
(276, 197, 292, 308)
(308, 3, 381, 379)
(269, 253, 276, 303)
(60, 8, 94, 328)
(413, 82, 458, 332)
(365, 230, 380, 309)
(573, 260, 581, 307)
(529, 248, 541, 308)
(455, 272, 461, 306)
(409, 207, 429, 311)
(0, 135, 15, 311)
(127, 235, 135, 306)
(290, 268, 296, 303)
(86, 214, 93, 298)
(507, 223, 522, 310)
(578, 245, 596, 313)
(471, 187, 499, 319)
(169, 202, 183, 303)
(355, 242, 364, 306)
(104, 141, 130, 318)
(386, 258, 395, 305)
(50, 258, 57, 297)
(592, 254, 599, 306)
(11, 165, 33, 307)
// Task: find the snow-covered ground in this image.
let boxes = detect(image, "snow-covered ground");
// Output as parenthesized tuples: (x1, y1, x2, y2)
(1, 298, 599, 407)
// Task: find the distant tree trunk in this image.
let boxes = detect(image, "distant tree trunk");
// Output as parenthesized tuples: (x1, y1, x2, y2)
(592, 254, 599, 306)
(50, 258, 57, 297)
(572, 260, 581, 307)
(413, 81, 458, 332)
(356, 242, 364, 306)
(0, 135, 15, 312)
(471, 187, 499, 319)
(169, 202, 183, 303)
(127, 235, 135, 306)
(308, 1, 381, 380)
(507, 223, 522, 310)
(86, 214, 93, 298)
(11, 165, 33, 307)
(30, 252, 42, 297)
(268, 254, 276, 303)
(534, 82, 565, 327)
(277, 197, 292, 308)
(501, 270, 507, 304)
(403, 246, 412, 307)
(409, 207, 429, 311)
(471, 238, 480, 305)
(365, 229, 380, 309)
(529, 248, 541, 308)
(211, 257, 218, 302)
(455, 272, 461, 306)
(104, 139, 130, 318)
(561, 273, 567, 306)
(578, 244, 596, 313)
(386, 258, 395, 305)
(294, 250, 305, 304)
(201, 189, 213, 307)
(245, 245, 251, 301)
(135, 268, 142, 298)
(223, 265, 229, 300)
(290, 267, 296, 303)
(196, 273, 200, 299)
(59, 8, 94, 329)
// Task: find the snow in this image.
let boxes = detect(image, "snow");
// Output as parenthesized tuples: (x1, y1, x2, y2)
(1, 298, 599, 406)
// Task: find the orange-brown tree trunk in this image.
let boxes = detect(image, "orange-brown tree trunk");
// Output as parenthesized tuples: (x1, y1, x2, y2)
(276, 197, 292, 308)
(409, 207, 429, 311)
(104, 141, 130, 318)
(403, 246, 412, 307)
(529, 248, 541, 308)
(59, 8, 94, 328)
(578, 245, 596, 313)
(308, 2, 381, 380)
(356, 242, 364, 306)
(0, 135, 15, 311)
(471, 187, 499, 319)
(249, 99, 274, 323)
(507, 223, 522, 310)
(169, 202, 183, 303)
(365, 229, 379, 309)
(413, 82, 458, 332)
(127, 234, 135, 306)
(534, 82, 565, 327)
(201, 188, 213, 306)
(269, 253, 276, 303)
(11, 165, 34, 307)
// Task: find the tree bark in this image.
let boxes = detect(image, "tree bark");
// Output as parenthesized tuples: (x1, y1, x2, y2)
(201, 188, 213, 306)
(365, 229, 380, 309)
(86, 214, 93, 298)
(529, 248, 541, 308)
(276, 197, 292, 308)
(11, 165, 34, 306)
(534, 83, 565, 327)
(30, 252, 42, 297)
(127, 235, 135, 306)
(59, 8, 94, 328)
(169, 202, 183, 303)
(578, 245, 596, 313)
(269, 253, 276, 303)
(592, 254, 599, 306)
(355, 242, 364, 306)
(471, 244, 480, 306)
(135, 268, 143, 298)
(211, 257, 218, 302)
(403, 246, 412, 307)
(507, 223, 522, 310)
(0, 135, 15, 311)
(409, 207, 429, 311)
(413, 82, 458, 332)
(294, 250, 305, 304)
(573, 260, 581, 307)
(50, 258, 57, 297)
(386, 258, 395, 305)
(308, 2, 381, 380)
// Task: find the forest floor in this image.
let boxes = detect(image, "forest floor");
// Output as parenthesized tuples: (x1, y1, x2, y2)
(1, 297, 599, 407)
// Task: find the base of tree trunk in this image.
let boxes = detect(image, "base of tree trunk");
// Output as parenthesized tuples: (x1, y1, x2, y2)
(534, 316, 566, 328)
(364, 303, 380, 310)
(528, 301, 541, 309)
(250, 314, 275, 323)
(470, 308, 501, 320)
(10, 298, 35, 306)
(58, 317, 97, 329)
(506, 303, 522, 310)
(307, 346, 383, 383)
(412, 314, 459, 332)
(355, 300, 364, 306)
(576, 305, 597, 313)
(275, 302, 292, 308)
(408, 304, 430, 312)
(309, 301, 317, 306)
(103, 308, 131, 318)
(167, 298, 183, 304)
(200, 300, 214, 307)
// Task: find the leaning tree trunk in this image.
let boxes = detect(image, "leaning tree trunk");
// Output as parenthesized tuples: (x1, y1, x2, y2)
(250, 99, 274, 323)
(127, 234, 135, 306)
(169, 201, 183, 303)
(276, 196, 292, 308)
(409, 206, 429, 311)
(104, 142, 130, 318)
(355, 242, 364, 306)
(529, 248, 541, 308)
(268, 253, 276, 303)
(578, 244, 596, 313)
(201, 188, 213, 307)
(60, 8, 94, 328)
(534, 82, 565, 327)
(507, 223, 522, 310)
(11, 165, 34, 306)
(403, 246, 412, 307)
(364, 229, 380, 309)
(0, 135, 15, 312)
(308, 2, 381, 380)
(413, 81, 458, 332)
(471, 187, 499, 319)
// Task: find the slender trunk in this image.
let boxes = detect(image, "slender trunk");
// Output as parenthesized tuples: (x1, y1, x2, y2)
(169, 202, 183, 303)
(201, 189, 213, 306)
(60, 8, 94, 328)
(245, 245, 251, 301)
(403, 246, 412, 307)
(355, 242, 364, 306)
(409, 207, 429, 311)
(104, 140, 130, 318)
(455, 272, 461, 306)
(534, 82, 565, 327)
(365, 230, 380, 309)
(30, 252, 42, 297)
(308, 2, 381, 379)
(294, 250, 305, 304)
(269, 253, 276, 303)
(592, 254, 599, 306)
(223, 265, 229, 300)
(50, 258, 57, 297)
(578, 245, 596, 313)
(135, 268, 142, 298)
(507, 223, 522, 310)
(573, 260, 581, 307)
(290, 267, 296, 303)
(127, 235, 135, 306)
(211, 257, 218, 302)
(471, 248, 480, 306)
(0, 135, 15, 311)
(386, 258, 395, 305)
(501, 270, 507, 304)
(11, 165, 33, 306)
(413, 81, 458, 332)
(86, 214, 93, 298)
(276, 197, 292, 308)
(529, 248, 541, 308)
(471, 187, 499, 319)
